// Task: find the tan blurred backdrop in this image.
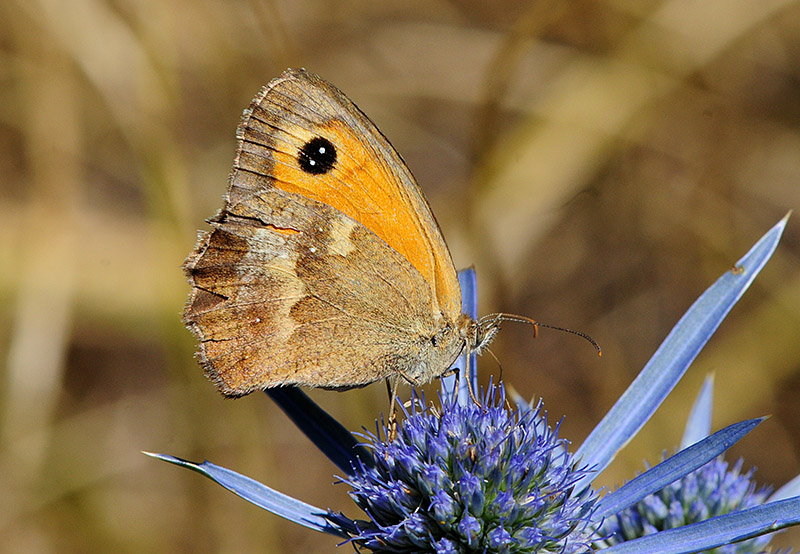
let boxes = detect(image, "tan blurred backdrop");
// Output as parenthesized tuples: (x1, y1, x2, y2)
(2, 1, 799, 552)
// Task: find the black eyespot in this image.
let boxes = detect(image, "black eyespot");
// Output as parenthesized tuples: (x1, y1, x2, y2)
(298, 137, 336, 175)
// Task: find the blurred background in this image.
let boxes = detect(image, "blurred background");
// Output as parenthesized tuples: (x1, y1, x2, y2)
(2, 0, 800, 552)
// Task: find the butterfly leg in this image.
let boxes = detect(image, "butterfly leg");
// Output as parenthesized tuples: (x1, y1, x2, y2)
(465, 375, 482, 409)
(385, 377, 401, 441)
(440, 366, 459, 378)
(463, 350, 484, 410)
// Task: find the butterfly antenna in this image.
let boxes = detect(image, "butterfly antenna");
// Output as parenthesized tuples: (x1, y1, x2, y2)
(538, 322, 602, 356)
(479, 313, 602, 356)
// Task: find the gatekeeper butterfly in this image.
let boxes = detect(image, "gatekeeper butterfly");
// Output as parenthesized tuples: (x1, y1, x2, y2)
(183, 69, 501, 400)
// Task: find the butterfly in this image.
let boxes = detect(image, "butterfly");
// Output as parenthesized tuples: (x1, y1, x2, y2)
(182, 68, 504, 406)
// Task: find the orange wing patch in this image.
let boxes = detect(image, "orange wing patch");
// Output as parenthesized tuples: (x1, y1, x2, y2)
(251, 120, 432, 277)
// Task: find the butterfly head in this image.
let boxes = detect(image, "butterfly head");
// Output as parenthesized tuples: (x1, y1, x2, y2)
(453, 312, 500, 358)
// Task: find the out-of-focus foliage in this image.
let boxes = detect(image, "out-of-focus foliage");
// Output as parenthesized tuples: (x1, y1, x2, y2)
(1, 1, 798, 552)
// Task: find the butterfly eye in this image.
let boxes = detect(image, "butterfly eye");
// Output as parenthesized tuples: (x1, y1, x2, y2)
(430, 324, 452, 347)
(298, 137, 337, 175)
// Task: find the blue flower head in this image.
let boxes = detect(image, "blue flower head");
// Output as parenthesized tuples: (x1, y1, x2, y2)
(597, 456, 772, 553)
(334, 386, 597, 553)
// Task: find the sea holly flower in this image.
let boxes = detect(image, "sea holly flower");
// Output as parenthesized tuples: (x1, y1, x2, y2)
(593, 374, 799, 553)
(148, 214, 800, 553)
(331, 386, 599, 553)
